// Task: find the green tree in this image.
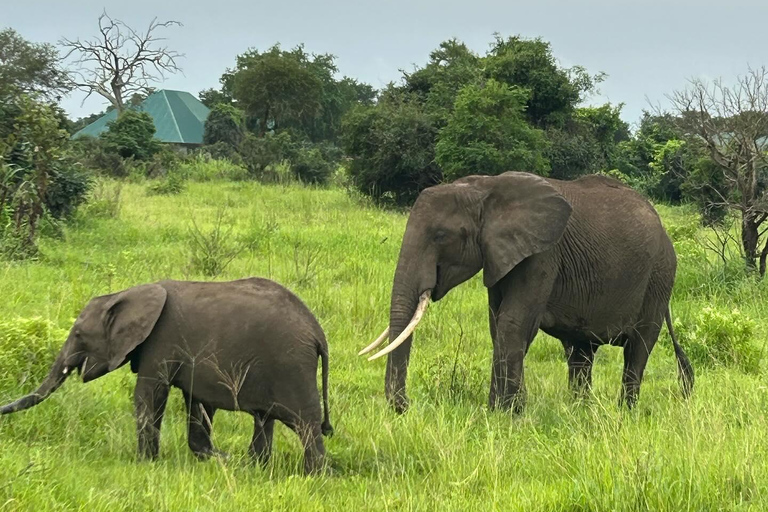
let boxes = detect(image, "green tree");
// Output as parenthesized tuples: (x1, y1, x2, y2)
(1, 94, 89, 256)
(0, 28, 70, 100)
(435, 80, 549, 180)
(341, 88, 441, 205)
(485, 35, 602, 128)
(228, 44, 324, 136)
(100, 110, 160, 162)
(203, 104, 245, 147)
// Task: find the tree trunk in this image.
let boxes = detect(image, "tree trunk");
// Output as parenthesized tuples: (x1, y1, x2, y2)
(741, 212, 759, 273)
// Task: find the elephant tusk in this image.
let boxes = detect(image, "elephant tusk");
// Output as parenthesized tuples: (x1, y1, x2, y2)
(368, 291, 430, 362)
(358, 327, 390, 356)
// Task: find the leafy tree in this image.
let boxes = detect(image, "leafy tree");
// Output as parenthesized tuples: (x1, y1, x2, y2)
(100, 110, 160, 162)
(198, 87, 232, 108)
(228, 44, 324, 136)
(0, 94, 90, 256)
(485, 35, 603, 128)
(341, 88, 441, 205)
(0, 28, 70, 100)
(546, 104, 630, 180)
(435, 80, 549, 180)
(203, 104, 245, 147)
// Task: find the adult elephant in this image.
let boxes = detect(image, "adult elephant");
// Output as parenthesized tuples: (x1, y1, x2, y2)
(360, 172, 694, 413)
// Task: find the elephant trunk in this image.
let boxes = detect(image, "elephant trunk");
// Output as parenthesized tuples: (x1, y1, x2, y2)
(0, 344, 73, 415)
(384, 250, 436, 413)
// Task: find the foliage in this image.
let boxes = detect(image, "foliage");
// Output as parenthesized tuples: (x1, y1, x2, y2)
(675, 307, 761, 374)
(0, 94, 90, 257)
(100, 110, 160, 162)
(238, 131, 295, 180)
(175, 153, 248, 182)
(75, 178, 122, 220)
(146, 171, 186, 196)
(186, 208, 247, 277)
(198, 87, 232, 108)
(485, 35, 603, 128)
(203, 104, 245, 147)
(0, 316, 65, 392)
(436, 80, 549, 180)
(290, 144, 333, 184)
(0, 28, 70, 100)
(341, 89, 441, 205)
(200, 141, 244, 165)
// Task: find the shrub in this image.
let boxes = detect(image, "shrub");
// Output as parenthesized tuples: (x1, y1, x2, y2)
(176, 153, 249, 182)
(139, 147, 182, 179)
(675, 306, 762, 373)
(239, 131, 294, 180)
(100, 110, 160, 161)
(76, 179, 122, 220)
(186, 209, 246, 277)
(0, 317, 66, 392)
(291, 145, 332, 184)
(45, 163, 92, 219)
(203, 104, 245, 147)
(146, 171, 186, 196)
(200, 141, 244, 166)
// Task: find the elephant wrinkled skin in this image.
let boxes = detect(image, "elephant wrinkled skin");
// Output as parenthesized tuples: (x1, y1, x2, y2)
(364, 172, 694, 413)
(0, 277, 333, 474)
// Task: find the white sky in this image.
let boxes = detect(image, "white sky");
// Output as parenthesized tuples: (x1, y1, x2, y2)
(5, 0, 766, 128)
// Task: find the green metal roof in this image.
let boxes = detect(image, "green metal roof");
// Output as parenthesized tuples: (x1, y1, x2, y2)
(72, 90, 211, 144)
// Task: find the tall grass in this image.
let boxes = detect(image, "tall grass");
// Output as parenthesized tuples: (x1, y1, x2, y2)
(0, 182, 766, 510)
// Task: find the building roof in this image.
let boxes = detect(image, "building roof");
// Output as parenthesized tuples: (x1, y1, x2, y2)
(72, 90, 211, 144)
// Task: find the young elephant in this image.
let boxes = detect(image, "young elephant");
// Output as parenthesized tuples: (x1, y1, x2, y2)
(0, 277, 333, 474)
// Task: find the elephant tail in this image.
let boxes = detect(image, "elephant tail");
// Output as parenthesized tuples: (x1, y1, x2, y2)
(318, 340, 334, 437)
(665, 306, 694, 398)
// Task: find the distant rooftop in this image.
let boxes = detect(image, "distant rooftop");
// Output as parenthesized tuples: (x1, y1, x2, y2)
(72, 90, 211, 145)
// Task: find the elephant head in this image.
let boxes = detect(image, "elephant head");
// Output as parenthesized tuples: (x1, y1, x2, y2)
(360, 172, 572, 412)
(0, 284, 167, 415)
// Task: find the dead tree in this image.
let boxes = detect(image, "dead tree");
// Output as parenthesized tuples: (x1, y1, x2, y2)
(60, 12, 183, 113)
(667, 66, 768, 275)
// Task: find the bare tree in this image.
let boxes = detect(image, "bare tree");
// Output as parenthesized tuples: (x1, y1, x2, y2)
(60, 12, 183, 113)
(666, 66, 768, 275)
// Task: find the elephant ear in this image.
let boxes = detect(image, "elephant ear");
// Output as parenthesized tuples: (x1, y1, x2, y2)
(102, 284, 167, 371)
(479, 172, 572, 288)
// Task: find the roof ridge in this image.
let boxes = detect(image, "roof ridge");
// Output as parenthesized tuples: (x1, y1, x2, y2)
(161, 90, 183, 141)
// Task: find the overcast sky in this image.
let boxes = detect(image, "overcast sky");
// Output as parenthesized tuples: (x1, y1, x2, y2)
(5, 0, 766, 128)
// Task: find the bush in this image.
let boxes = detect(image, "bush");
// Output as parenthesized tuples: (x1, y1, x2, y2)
(175, 153, 249, 182)
(139, 147, 182, 179)
(0, 317, 66, 392)
(291, 145, 333, 184)
(675, 306, 762, 373)
(146, 171, 186, 196)
(341, 92, 441, 206)
(45, 163, 92, 219)
(76, 179, 122, 220)
(239, 131, 294, 180)
(100, 110, 160, 161)
(199, 141, 244, 166)
(203, 104, 245, 147)
(186, 209, 246, 277)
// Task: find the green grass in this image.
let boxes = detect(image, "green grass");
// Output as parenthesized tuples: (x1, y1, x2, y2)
(1, 181, 768, 510)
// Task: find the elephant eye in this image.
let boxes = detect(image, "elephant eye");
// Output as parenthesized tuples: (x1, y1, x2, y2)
(433, 230, 447, 243)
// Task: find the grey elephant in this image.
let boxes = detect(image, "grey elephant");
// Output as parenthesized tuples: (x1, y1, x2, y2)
(360, 172, 694, 413)
(0, 277, 333, 474)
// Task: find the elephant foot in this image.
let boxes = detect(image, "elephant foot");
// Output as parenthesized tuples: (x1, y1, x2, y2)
(387, 394, 409, 414)
(489, 390, 526, 414)
(192, 447, 229, 461)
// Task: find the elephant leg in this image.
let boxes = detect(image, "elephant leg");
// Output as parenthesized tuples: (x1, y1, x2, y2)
(621, 322, 661, 408)
(182, 391, 221, 460)
(134, 376, 170, 460)
(488, 254, 557, 413)
(249, 413, 275, 466)
(295, 421, 326, 475)
(568, 342, 597, 395)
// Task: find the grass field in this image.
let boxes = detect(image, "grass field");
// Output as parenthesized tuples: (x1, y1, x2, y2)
(1, 179, 768, 511)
